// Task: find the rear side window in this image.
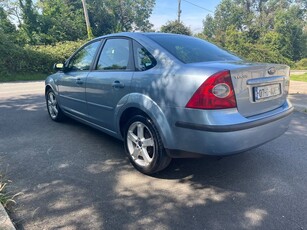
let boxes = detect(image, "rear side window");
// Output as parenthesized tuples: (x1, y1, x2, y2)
(133, 41, 156, 71)
(96, 39, 132, 70)
(146, 34, 241, 64)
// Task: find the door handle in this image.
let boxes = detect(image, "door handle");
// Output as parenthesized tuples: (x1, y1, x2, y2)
(112, 80, 125, 89)
(76, 78, 83, 85)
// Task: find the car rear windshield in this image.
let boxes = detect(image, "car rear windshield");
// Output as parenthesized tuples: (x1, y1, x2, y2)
(145, 34, 241, 64)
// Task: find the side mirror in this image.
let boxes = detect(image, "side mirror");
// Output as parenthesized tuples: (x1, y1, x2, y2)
(53, 63, 64, 71)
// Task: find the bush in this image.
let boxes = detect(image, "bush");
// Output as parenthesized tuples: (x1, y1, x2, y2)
(160, 20, 192, 35)
(240, 43, 294, 67)
(0, 33, 20, 76)
(29, 40, 86, 71)
(0, 35, 86, 80)
(23, 40, 86, 74)
(295, 58, 307, 70)
(223, 28, 294, 66)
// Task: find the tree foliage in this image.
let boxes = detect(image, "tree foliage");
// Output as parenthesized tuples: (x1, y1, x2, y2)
(37, 0, 87, 44)
(201, 0, 307, 64)
(102, 0, 155, 32)
(0, 0, 156, 78)
(1, 0, 306, 80)
(160, 20, 192, 35)
(86, 0, 155, 35)
(1, 0, 155, 45)
(0, 6, 15, 34)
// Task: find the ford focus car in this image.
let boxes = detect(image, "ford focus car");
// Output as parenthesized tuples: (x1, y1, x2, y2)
(45, 32, 293, 174)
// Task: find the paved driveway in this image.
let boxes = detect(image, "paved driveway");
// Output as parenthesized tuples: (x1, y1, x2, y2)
(1, 81, 307, 229)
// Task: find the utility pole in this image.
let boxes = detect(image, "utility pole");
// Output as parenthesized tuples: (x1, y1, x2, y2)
(81, 0, 93, 39)
(177, 0, 182, 22)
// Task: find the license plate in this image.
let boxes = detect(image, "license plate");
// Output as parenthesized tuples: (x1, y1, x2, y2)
(254, 84, 281, 101)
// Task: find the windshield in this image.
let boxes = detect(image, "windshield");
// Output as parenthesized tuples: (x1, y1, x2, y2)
(145, 34, 241, 64)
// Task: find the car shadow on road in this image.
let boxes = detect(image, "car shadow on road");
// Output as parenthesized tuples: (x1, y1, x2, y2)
(1, 94, 307, 229)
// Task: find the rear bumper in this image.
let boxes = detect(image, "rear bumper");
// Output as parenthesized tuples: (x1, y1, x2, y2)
(166, 103, 293, 157)
(175, 106, 293, 132)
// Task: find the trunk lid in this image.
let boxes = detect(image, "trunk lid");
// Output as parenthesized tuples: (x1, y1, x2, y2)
(229, 63, 290, 117)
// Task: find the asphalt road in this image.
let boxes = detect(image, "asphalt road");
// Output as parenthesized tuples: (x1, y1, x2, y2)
(1, 81, 307, 230)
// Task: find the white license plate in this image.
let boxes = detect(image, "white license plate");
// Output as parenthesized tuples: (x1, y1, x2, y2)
(254, 84, 281, 101)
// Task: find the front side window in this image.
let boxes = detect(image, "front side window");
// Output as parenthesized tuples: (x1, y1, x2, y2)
(134, 42, 156, 71)
(68, 40, 101, 71)
(96, 39, 131, 70)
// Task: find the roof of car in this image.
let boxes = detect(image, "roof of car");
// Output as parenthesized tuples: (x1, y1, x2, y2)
(96, 32, 191, 40)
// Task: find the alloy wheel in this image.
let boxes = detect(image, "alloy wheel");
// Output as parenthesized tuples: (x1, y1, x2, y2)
(126, 121, 155, 167)
(47, 91, 58, 119)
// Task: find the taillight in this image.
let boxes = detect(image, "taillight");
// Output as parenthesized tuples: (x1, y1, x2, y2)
(186, 70, 237, 109)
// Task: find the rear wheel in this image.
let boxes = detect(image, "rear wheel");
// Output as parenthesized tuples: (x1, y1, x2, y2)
(46, 88, 65, 122)
(124, 115, 171, 175)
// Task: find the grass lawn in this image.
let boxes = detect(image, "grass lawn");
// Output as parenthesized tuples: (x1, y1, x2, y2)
(0, 72, 48, 83)
(290, 73, 307, 82)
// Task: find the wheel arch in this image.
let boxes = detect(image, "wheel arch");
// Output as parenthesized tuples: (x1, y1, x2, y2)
(45, 75, 59, 94)
(45, 85, 52, 97)
(115, 93, 174, 149)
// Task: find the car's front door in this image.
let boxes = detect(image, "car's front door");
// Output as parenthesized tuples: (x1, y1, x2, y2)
(86, 38, 134, 132)
(58, 40, 101, 118)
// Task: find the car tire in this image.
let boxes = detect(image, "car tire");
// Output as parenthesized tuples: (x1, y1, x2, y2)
(46, 88, 65, 122)
(124, 115, 171, 175)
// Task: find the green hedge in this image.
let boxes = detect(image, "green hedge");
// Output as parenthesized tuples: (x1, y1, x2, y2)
(295, 58, 307, 70)
(0, 34, 86, 80)
(28, 40, 86, 72)
(1, 32, 305, 82)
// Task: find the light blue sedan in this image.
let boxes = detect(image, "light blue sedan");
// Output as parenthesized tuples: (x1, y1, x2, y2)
(45, 32, 293, 174)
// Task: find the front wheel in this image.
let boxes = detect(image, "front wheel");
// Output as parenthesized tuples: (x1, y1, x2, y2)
(46, 88, 65, 122)
(124, 115, 171, 175)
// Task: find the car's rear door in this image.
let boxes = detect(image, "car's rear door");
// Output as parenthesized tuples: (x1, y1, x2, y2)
(57, 40, 101, 119)
(85, 38, 134, 132)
